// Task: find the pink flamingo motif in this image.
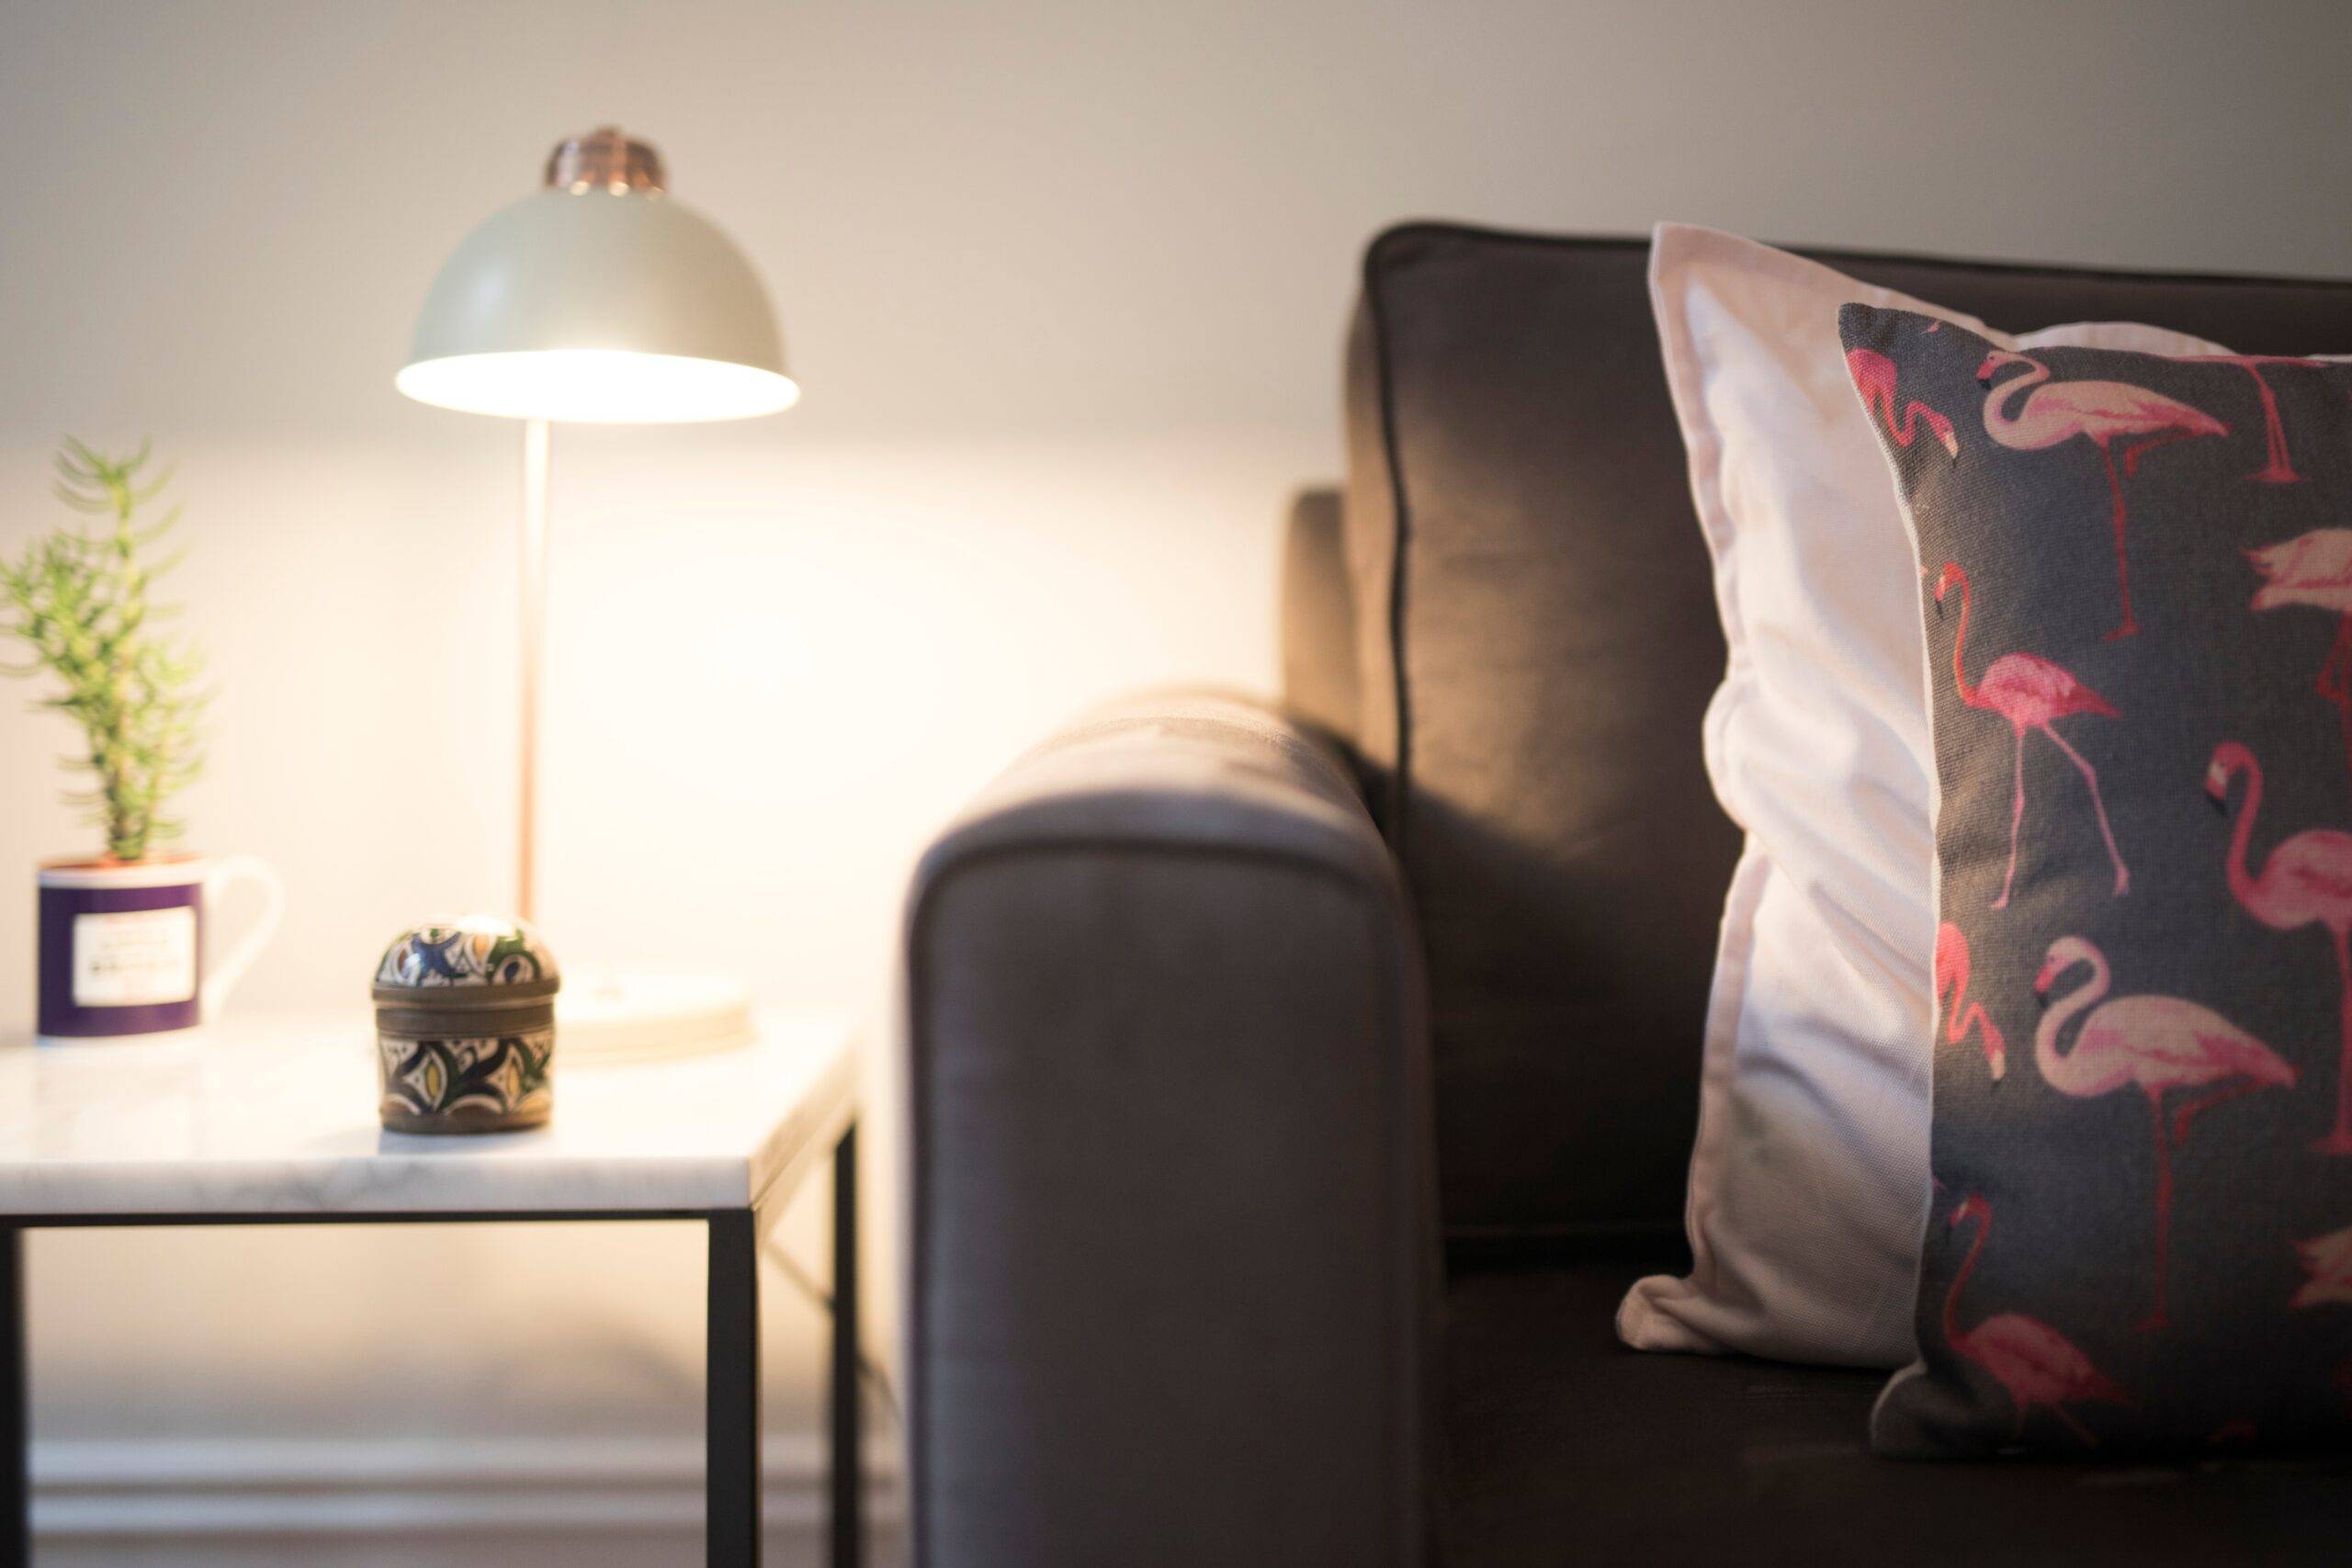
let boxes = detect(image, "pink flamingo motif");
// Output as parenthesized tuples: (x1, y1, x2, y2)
(1978, 350, 2230, 639)
(2246, 529, 2352, 789)
(1941, 1193, 2132, 1445)
(2208, 741, 2352, 1155)
(1849, 349, 1960, 458)
(2036, 936, 2296, 1332)
(1935, 922, 2007, 1078)
(2292, 1228, 2352, 1409)
(1936, 561, 2130, 908)
(2290, 1224, 2352, 1309)
(2178, 354, 2325, 484)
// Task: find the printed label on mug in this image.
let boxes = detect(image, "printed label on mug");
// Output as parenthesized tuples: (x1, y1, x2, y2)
(72, 907, 198, 1008)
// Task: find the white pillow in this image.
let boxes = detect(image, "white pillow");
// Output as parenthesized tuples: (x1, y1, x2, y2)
(1615, 224, 2226, 1367)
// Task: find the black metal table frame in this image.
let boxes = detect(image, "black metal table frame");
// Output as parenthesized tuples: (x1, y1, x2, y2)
(0, 1122, 859, 1568)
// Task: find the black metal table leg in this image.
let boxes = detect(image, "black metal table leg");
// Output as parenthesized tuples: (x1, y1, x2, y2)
(1, 1226, 23, 1567)
(831, 1125, 861, 1568)
(708, 1208, 761, 1567)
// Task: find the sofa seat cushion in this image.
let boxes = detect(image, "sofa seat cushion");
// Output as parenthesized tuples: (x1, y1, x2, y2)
(1444, 1259, 2352, 1564)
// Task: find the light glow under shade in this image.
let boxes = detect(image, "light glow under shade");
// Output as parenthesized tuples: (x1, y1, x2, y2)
(395, 349, 800, 423)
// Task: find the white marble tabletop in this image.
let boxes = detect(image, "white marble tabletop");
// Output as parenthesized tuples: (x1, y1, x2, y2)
(0, 1010, 857, 1219)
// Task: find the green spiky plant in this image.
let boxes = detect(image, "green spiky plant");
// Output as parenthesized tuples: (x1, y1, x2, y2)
(1, 440, 205, 863)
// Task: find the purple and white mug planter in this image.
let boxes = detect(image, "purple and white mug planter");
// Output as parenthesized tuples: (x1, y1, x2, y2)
(35, 855, 283, 1044)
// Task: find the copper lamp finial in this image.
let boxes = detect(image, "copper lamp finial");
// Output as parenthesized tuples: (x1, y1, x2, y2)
(544, 126, 666, 194)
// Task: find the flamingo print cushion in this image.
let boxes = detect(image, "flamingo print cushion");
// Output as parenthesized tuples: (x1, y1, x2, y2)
(1841, 301, 2352, 1456)
(1623, 223, 2227, 1370)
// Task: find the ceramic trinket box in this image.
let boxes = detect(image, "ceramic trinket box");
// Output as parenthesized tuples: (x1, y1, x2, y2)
(370, 915, 559, 1134)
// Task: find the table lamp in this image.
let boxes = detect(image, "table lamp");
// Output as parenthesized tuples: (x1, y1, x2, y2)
(398, 127, 796, 1057)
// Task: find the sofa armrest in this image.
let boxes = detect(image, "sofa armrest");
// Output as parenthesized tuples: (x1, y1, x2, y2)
(902, 693, 1435, 1568)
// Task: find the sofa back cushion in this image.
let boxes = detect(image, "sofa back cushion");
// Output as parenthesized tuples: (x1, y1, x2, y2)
(1340, 223, 2352, 1242)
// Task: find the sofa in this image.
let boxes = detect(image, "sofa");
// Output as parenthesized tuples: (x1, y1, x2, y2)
(900, 225, 2352, 1565)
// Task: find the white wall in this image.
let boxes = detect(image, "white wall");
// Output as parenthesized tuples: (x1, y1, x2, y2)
(4, 1, 2349, 1560)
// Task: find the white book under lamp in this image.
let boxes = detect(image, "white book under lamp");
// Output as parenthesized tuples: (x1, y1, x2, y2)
(397, 127, 797, 1063)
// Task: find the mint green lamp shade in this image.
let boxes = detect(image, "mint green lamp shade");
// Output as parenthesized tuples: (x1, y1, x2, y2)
(397, 129, 797, 423)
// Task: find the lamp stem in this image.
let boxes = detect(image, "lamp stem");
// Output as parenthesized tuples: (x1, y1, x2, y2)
(518, 418, 550, 925)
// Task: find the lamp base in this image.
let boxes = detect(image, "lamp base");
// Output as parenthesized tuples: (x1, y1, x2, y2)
(556, 967, 754, 1065)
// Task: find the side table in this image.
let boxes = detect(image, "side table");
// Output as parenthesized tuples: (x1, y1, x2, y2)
(0, 1010, 861, 1568)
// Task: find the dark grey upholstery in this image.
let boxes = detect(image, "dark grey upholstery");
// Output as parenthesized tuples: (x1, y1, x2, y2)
(1344, 231, 1740, 1242)
(903, 695, 1434, 1568)
(1347, 224, 2352, 1243)
(902, 228, 2352, 1565)
(1445, 1256, 2352, 1566)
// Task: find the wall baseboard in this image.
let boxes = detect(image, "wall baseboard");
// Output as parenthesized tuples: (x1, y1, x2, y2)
(32, 1433, 899, 1562)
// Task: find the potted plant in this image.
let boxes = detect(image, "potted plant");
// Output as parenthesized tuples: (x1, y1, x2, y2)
(3, 439, 278, 1043)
